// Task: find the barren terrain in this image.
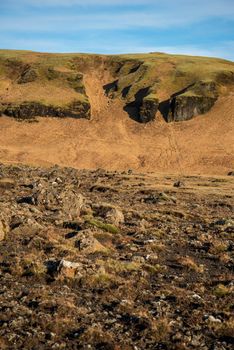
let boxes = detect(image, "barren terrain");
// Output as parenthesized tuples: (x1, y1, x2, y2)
(0, 83, 233, 175)
(0, 163, 233, 349)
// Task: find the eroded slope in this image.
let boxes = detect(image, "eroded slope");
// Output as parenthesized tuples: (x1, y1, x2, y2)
(0, 50, 233, 175)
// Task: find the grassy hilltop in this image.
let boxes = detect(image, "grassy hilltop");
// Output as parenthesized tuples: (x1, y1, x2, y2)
(0, 49, 233, 122)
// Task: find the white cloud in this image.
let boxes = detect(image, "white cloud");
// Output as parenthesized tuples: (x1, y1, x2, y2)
(0, 1, 233, 60)
(1, 3, 234, 34)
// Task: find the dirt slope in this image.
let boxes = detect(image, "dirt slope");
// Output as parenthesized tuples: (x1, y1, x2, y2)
(0, 52, 233, 175)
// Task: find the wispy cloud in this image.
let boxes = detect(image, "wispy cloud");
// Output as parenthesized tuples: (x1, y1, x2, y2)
(1, 5, 234, 33)
(0, 0, 233, 59)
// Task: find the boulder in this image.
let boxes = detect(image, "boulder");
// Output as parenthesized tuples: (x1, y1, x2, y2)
(34, 185, 85, 220)
(12, 221, 43, 236)
(92, 203, 124, 226)
(74, 229, 106, 253)
(58, 259, 81, 279)
(105, 208, 125, 226)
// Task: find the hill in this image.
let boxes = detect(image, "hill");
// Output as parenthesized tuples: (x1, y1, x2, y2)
(0, 50, 233, 174)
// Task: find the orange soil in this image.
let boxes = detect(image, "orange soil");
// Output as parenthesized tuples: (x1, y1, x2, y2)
(0, 65, 233, 175)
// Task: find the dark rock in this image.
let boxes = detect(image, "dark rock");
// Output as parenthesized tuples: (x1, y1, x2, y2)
(170, 80, 218, 122)
(171, 95, 217, 122)
(10, 216, 24, 230)
(174, 180, 185, 188)
(139, 96, 159, 123)
(2, 100, 91, 120)
(227, 171, 234, 176)
(63, 221, 82, 231)
(17, 196, 35, 205)
(144, 192, 176, 204)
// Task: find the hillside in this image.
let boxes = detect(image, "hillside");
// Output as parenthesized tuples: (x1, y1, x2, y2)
(0, 50, 233, 174)
(0, 50, 233, 350)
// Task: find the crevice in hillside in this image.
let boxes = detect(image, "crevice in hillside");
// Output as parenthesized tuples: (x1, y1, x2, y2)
(124, 87, 151, 123)
(103, 80, 118, 97)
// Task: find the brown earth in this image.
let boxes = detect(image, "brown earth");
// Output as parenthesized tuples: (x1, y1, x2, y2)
(0, 163, 233, 349)
(0, 62, 233, 175)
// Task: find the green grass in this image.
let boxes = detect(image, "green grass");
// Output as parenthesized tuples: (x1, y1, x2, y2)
(0, 49, 233, 110)
(85, 217, 119, 234)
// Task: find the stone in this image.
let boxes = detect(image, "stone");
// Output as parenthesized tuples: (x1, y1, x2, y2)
(74, 229, 106, 253)
(146, 254, 159, 264)
(208, 315, 222, 323)
(174, 180, 185, 188)
(105, 208, 125, 226)
(58, 259, 81, 279)
(33, 183, 85, 220)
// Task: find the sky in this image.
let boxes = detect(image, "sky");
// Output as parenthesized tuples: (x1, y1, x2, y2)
(0, 0, 234, 60)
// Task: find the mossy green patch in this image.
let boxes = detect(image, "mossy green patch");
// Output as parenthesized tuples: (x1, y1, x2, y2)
(85, 216, 119, 234)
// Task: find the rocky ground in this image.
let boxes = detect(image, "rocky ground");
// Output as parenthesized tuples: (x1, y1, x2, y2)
(0, 164, 233, 350)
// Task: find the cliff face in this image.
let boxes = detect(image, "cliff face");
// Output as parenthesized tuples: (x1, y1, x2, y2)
(171, 95, 217, 122)
(0, 50, 233, 122)
(168, 80, 219, 122)
(139, 96, 159, 123)
(1, 100, 91, 120)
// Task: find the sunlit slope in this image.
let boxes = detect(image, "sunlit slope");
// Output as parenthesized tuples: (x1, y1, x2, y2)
(0, 49, 233, 174)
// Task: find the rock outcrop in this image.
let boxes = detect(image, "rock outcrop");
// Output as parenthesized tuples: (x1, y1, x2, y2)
(171, 94, 217, 122)
(0, 51, 234, 124)
(139, 95, 159, 123)
(1, 100, 91, 120)
(169, 80, 219, 122)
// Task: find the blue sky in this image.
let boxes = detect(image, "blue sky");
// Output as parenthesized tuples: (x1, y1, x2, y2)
(0, 0, 234, 60)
